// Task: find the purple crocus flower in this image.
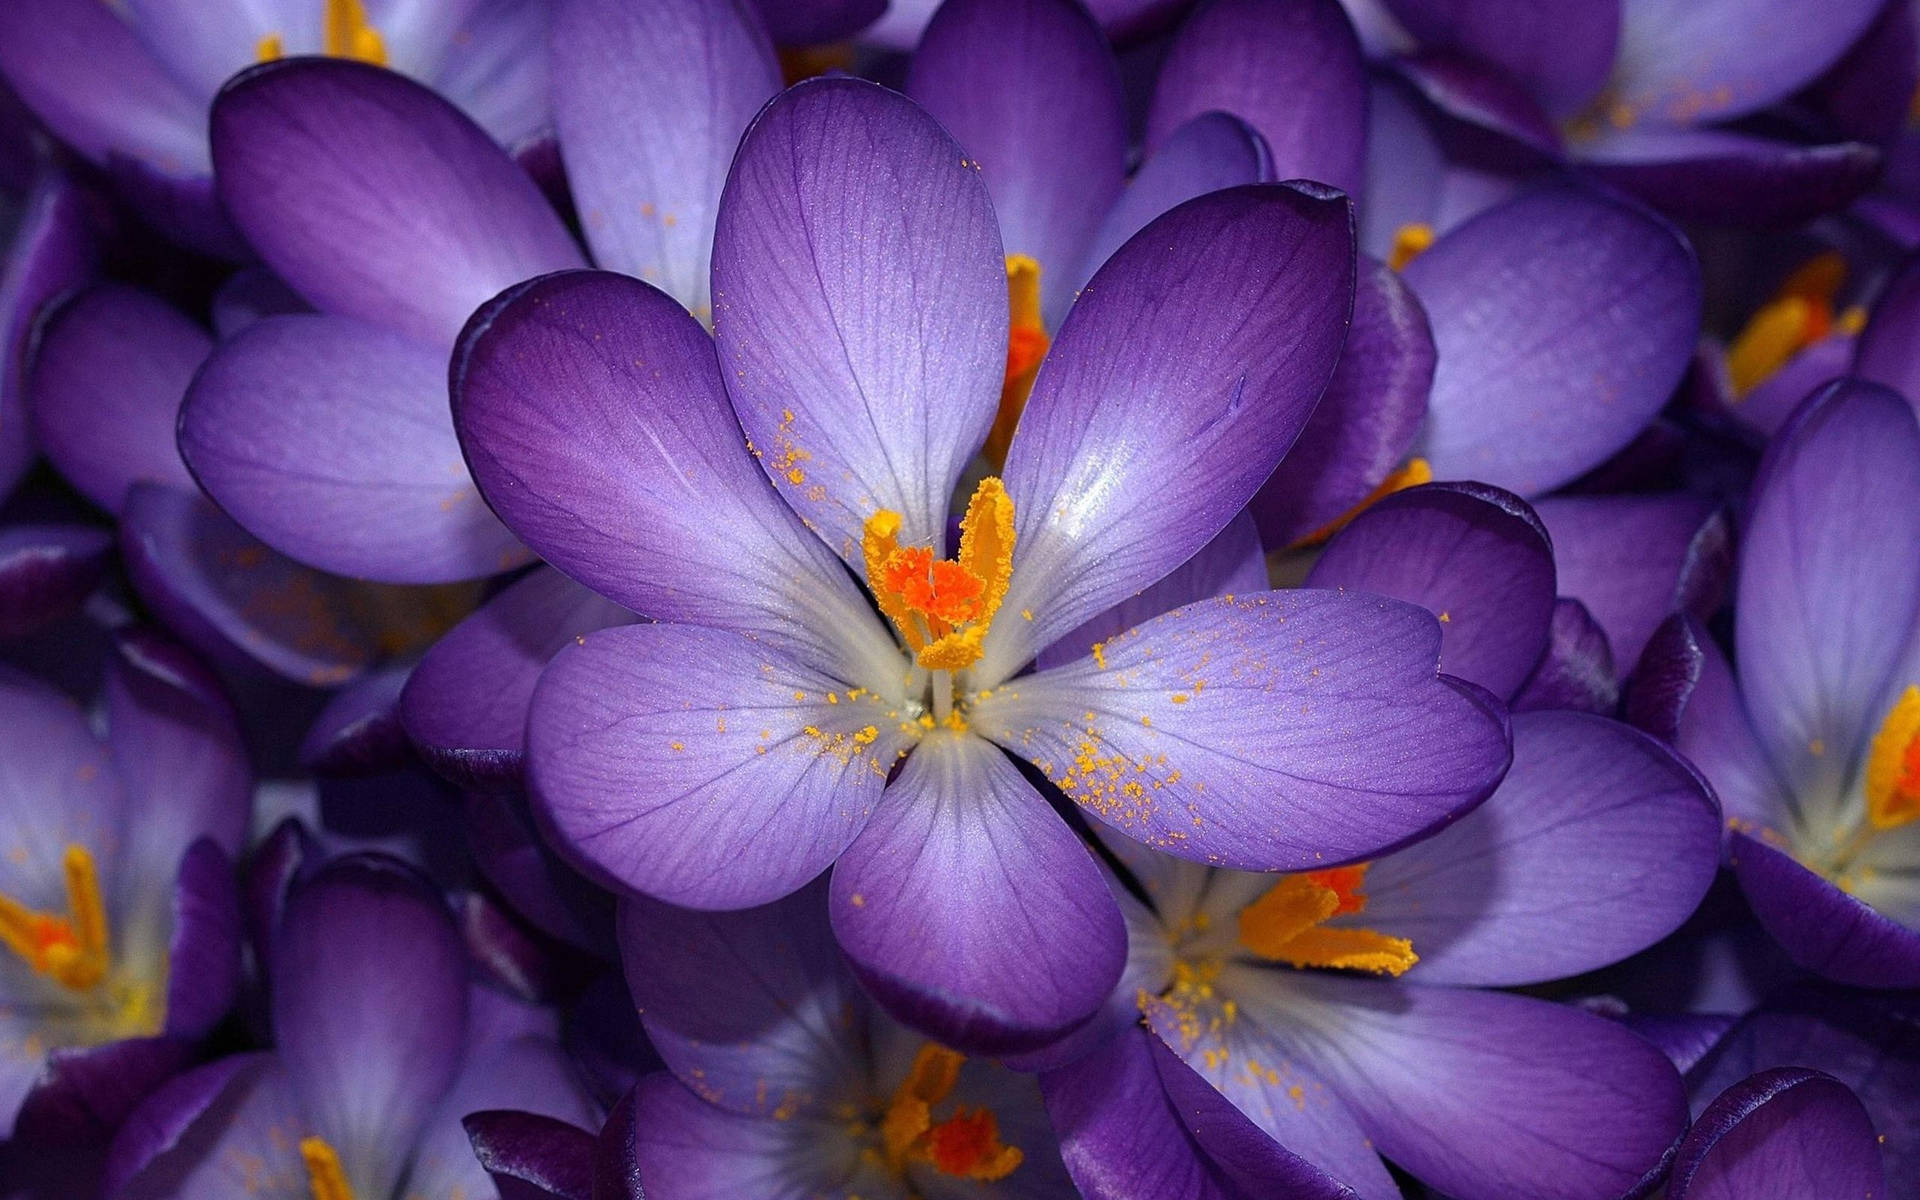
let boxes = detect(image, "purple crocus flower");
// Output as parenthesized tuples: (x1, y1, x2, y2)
(1650, 377, 1920, 988)
(0, 631, 249, 1145)
(617, 879, 1078, 1198)
(1044, 704, 1720, 1200)
(105, 852, 598, 1199)
(0, 0, 549, 255)
(451, 77, 1510, 1054)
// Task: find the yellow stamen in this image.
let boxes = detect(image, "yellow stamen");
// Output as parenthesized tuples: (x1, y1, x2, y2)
(985, 255, 1050, 467)
(879, 1044, 1023, 1182)
(778, 43, 856, 86)
(1866, 685, 1920, 832)
(255, 33, 285, 61)
(300, 1136, 356, 1200)
(860, 478, 1016, 672)
(1291, 458, 1433, 549)
(1727, 252, 1849, 396)
(1238, 864, 1416, 977)
(0, 843, 111, 991)
(324, 0, 386, 64)
(1387, 223, 1434, 272)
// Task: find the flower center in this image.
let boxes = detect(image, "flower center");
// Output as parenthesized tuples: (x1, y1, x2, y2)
(984, 256, 1050, 468)
(301, 1136, 356, 1200)
(256, 0, 388, 65)
(862, 476, 1016, 680)
(1236, 864, 1416, 976)
(878, 1043, 1024, 1183)
(1726, 252, 1865, 396)
(0, 844, 111, 992)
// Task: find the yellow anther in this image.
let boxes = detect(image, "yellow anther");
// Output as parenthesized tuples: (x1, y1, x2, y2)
(859, 478, 1016, 672)
(0, 843, 111, 992)
(1866, 685, 1920, 832)
(879, 1044, 1023, 1182)
(324, 0, 387, 64)
(1387, 223, 1434, 272)
(1238, 865, 1416, 977)
(1292, 458, 1433, 549)
(986, 255, 1050, 467)
(255, 33, 285, 61)
(1727, 252, 1850, 396)
(300, 1136, 356, 1200)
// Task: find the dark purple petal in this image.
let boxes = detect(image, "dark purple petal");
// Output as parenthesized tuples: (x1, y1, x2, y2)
(1856, 250, 1920, 411)
(403, 568, 634, 790)
(712, 77, 1005, 561)
(1669, 1067, 1885, 1199)
(0, 523, 112, 639)
(1359, 709, 1720, 986)
(751, 0, 884, 42)
(552, 0, 778, 316)
(1390, 50, 1564, 156)
(100, 1052, 267, 1198)
(1402, 182, 1700, 495)
(1803, 0, 1919, 148)
(465, 791, 614, 955)
(407, 1031, 600, 1200)
(593, 1086, 644, 1200)
(451, 269, 897, 680)
(973, 590, 1512, 870)
(11, 1035, 192, 1150)
(987, 182, 1354, 677)
(1308, 481, 1554, 699)
(1533, 493, 1730, 677)
(105, 1053, 302, 1200)
(465, 1109, 598, 1200)
(2, 168, 100, 493)
(1644, 614, 1794, 833)
(1732, 832, 1920, 989)
(906, 0, 1127, 320)
(209, 267, 309, 337)
(1148, 0, 1369, 197)
(1626, 1012, 1739, 1075)
(829, 732, 1127, 1054)
(1510, 596, 1619, 714)
(1576, 125, 1882, 226)
(1737, 332, 1852, 440)
(1382, 0, 1618, 117)
(211, 58, 583, 347)
(529, 622, 913, 908)
(298, 661, 413, 775)
(161, 839, 242, 1039)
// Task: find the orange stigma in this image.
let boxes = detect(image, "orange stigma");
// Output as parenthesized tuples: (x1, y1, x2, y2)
(862, 477, 1015, 673)
(0, 844, 111, 992)
(259, 0, 386, 65)
(1726, 252, 1864, 396)
(300, 1136, 356, 1200)
(1238, 864, 1416, 976)
(985, 255, 1050, 467)
(1866, 685, 1920, 832)
(879, 1044, 1023, 1183)
(1387, 222, 1434, 271)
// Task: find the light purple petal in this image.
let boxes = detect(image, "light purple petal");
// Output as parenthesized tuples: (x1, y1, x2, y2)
(1669, 1067, 1885, 1200)
(828, 732, 1126, 1054)
(1732, 832, 1920, 989)
(426, 0, 552, 153)
(1382, 0, 1618, 117)
(0, 523, 112, 639)
(0, 665, 125, 918)
(1510, 596, 1618, 714)
(103, 1053, 301, 1200)
(972, 590, 1512, 870)
(451, 269, 898, 682)
(1307, 481, 1554, 699)
(211, 58, 582, 347)
(1147, 0, 1369, 197)
(906, 0, 1127, 321)
(1640, 614, 1794, 833)
(1575, 124, 1882, 226)
(180, 313, 528, 583)
(712, 77, 1005, 562)
(552, 0, 777, 317)
(406, 1034, 600, 1200)
(1402, 181, 1700, 495)
(528, 622, 914, 909)
(986, 182, 1354, 679)
(630, 1073, 868, 1199)
(1391, 49, 1563, 155)
(1359, 709, 1720, 986)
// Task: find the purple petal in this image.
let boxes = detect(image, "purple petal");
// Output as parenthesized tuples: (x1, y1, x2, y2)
(829, 732, 1127, 1054)
(450, 269, 897, 680)
(1533, 492, 1731, 677)
(1382, 0, 1618, 117)
(11, 1035, 192, 1150)
(1736, 332, 1853, 441)
(1856, 250, 1920, 413)
(209, 267, 309, 338)
(402, 567, 634, 790)
(1510, 596, 1619, 714)
(987, 182, 1354, 677)
(1576, 125, 1882, 226)
(593, 1087, 644, 1200)
(711, 77, 1005, 561)
(1734, 379, 1920, 804)
(1669, 1067, 1885, 1200)
(160, 839, 243, 1039)
(1147, 0, 1369, 197)
(465, 791, 614, 954)
(630, 1072, 859, 1199)
(180, 313, 528, 583)
(298, 661, 413, 775)
(1359, 74, 1447, 256)
(1609, 0, 1882, 126)
(2, 168, 100, 494)
(464, 1110, 598, 1200)
(0, 523, 112, 639)
(406, 1034, 601, 1200)
(29, 283, 199, 515)
(552, 0, 777, 316)
(1359, 709, 1720, 986)
(210, 58, 582, 347)
(105, 1054, 302, 1200)
(619, 879, 867, 1119)
(274, 855, 469, 1196)
(1655, 615, 1794, 835)
(972, 590, 1512, 870)
(1402, 181, 1700, 495)
(528, 622, 913, 909)
(1252, 254, 1434, 547)
(1732, 832, 1920, 989)
(751, 0, 884, 42)
(906, 0, 1127, 320)
(1391, 49, 1564, 156)
(0, 665, 124, 922)
(429, 0, 554, 154)
(1308, 481, 1554, 699)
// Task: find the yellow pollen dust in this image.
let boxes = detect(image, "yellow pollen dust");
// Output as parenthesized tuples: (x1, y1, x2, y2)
(862, 477, 1015, 672)
(1387, 223, 1434, 272)
(879, 1044, 1023, 1182)
(1291, 458, 1433, 549)
(1237, 864, 1416, 976)
(1726, 252, 1863, 396)
(985, 255, 1050, 467)
(300, 1136, 356, 1200)
(0, 844, 111, 992)
(257, 0, 387, 65)
(1866, 685, 1920, 832)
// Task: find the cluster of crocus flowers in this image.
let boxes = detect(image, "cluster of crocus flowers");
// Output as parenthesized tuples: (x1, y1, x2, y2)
(0, 0, 1914, 1196)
